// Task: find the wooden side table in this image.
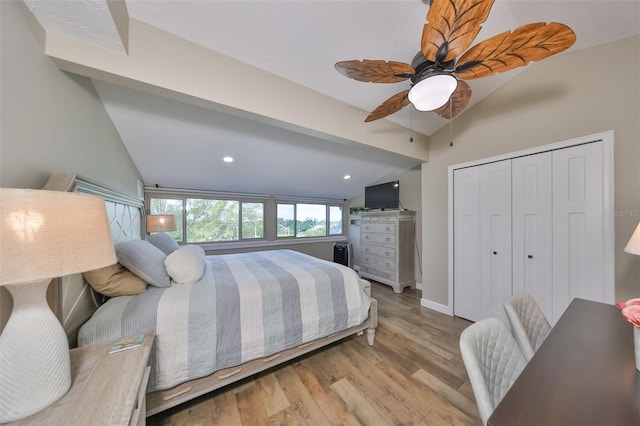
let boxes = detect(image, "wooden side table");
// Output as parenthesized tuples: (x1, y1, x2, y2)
(11, 330, 154, 426)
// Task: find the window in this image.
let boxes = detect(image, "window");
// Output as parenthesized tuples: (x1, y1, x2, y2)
(277, 204, 295, 237)
(296, 204, 326, 237)
(149, 196, 264, 243)
(277, 203, 343, 238)
(329, 206, 343, 235)
(149, 198, 184, 242)
(187, 199, 239, 242)
(242, 202, 264, 239)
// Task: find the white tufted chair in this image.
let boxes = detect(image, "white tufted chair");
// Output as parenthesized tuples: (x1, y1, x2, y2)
(503, 293, 551, 362)
(459, 318, 527, 425)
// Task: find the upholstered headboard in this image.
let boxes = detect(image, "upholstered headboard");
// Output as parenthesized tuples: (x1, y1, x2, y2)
(43, 173, 144, 346)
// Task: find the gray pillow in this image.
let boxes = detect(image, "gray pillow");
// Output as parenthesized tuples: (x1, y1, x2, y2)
(146, 232, 179, 255)
(115, 240, 171, 288)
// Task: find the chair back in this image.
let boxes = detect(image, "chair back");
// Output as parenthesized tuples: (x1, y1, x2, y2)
(503, 293, 551, 361)
(459, 317, 527, 425)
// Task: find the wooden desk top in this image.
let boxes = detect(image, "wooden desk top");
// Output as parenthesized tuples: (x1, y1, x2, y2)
(12, 331, 154, 426)
(489, 298, 640, 425)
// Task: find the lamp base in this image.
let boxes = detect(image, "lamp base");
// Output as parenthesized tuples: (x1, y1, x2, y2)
(0, 279, 71, 422)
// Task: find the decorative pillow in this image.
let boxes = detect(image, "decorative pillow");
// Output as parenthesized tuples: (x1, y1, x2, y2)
(164, 244, 206, 284)
(146, 232, 179, 255)
(115, 240, 171, 288)
(83, 262, 148, 297)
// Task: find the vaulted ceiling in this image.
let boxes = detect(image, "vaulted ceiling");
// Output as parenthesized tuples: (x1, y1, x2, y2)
(24, 0, 640, 199)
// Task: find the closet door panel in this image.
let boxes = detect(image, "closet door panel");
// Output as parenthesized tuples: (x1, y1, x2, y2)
(479, 160, 512, 320)
(552, 142, 605, 323)
(512, 152, 553, 322)
(453, 167, 481, 322)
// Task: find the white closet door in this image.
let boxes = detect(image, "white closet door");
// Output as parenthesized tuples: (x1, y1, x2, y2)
(453, 167, 481, 322)
(552, 142, 605, 323)
(512, 152, 553, 322)
(479, 160, 512, 320)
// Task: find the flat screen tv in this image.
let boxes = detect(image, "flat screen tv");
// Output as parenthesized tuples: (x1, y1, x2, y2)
(365, 181, 399, 210)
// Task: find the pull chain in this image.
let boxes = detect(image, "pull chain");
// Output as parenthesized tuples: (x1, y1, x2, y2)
(449, 102, 454, 147)
(409, 108, 414, 143)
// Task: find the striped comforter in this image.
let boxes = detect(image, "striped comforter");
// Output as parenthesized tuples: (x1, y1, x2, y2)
(78, 249, 371, 391)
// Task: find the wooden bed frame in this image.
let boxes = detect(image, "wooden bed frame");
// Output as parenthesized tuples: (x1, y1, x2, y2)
(44, 173, 378, 417)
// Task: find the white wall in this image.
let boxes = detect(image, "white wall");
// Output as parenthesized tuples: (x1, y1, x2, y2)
(422, 36, 640, 308)
(0, 0, 143, 329)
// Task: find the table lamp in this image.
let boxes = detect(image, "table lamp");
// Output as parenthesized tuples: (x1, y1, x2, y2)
(146, 214, 176, 233)
(0, 188, 116, 422)
(624, 221, 640, 256)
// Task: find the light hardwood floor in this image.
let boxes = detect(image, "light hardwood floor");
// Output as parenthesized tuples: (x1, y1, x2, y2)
(148, 282, 482, 425)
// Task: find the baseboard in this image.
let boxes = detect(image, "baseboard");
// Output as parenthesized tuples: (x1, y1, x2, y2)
(420, 298, 453, 316)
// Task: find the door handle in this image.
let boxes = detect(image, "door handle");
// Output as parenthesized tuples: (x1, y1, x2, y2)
(527, 255, 533, 259)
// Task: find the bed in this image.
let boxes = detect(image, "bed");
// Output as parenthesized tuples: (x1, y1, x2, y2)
(44, 173, 377, 416)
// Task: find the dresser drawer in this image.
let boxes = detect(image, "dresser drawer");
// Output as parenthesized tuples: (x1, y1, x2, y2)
(362, 223, 396, 234)
(361, 232, 395, 245)
(362, 244, 395, 259)
(361, 254, 396, 272)
(362, 214, 398, 223)
(360, 265, 395, 281)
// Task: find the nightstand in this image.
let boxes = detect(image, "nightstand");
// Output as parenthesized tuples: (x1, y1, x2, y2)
(11, 330, 154, 425)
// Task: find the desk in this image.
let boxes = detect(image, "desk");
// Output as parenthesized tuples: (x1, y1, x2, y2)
(489, 298, 640, 425)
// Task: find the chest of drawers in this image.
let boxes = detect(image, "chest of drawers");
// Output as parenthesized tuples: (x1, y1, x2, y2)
(359, 210, 415, 293)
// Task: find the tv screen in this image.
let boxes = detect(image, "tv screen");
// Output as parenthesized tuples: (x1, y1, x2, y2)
(365, 181, 399, 210)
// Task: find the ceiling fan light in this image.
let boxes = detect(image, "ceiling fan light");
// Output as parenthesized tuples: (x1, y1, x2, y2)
(408, 74, 458, 111)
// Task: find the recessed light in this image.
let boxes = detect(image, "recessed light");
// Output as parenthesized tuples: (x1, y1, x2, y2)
(223, 156, 234, 163)
(344, 175, 351, 180)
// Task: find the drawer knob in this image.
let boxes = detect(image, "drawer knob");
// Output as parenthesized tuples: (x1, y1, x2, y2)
(493, 251, 497, 255)
(527, 255, 533, 259)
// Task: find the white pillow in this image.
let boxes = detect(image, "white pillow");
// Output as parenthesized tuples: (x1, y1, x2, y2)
(164, 244, 206, 284)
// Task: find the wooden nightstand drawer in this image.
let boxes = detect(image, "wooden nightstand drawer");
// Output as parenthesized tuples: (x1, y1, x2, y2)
(130, 366, 151, 426)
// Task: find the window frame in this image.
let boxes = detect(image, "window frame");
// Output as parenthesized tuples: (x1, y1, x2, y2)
(146, 188, 346, 250)
(276, 202, 344, 239)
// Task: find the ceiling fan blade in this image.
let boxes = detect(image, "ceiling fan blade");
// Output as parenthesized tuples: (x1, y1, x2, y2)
(433, 80, 472, 119)
(422, 0, 495, 63)
(455, 22, 576, 80)
(365, 90, 411, 122)
(335, 60, 414, 83)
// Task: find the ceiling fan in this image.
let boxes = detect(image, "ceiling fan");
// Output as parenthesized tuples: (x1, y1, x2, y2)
(335, 0, 576, 122)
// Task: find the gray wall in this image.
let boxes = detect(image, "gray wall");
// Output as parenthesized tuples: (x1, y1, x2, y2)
(0, 0, 143, 328)
(422, 35, 640, 307)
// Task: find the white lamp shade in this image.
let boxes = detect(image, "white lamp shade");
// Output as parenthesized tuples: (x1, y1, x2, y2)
(0, 188, 117, 285)
(625, 221, 640, 256)
(0, 188, 116, 422)
(408, 74, 458, 111)
(147, 214, 176, 233)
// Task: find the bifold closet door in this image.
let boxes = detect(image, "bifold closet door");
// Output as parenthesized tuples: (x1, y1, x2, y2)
(453, 166, 481, 322)
(512, 152, 553, 322)
(479, 160, 512, 321)
(552, 142, 607, 323)
(453, 160, 511, 322)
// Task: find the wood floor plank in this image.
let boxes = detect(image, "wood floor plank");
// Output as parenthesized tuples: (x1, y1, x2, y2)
(272, 365, 330, 425)
(148, 282, 483, 425)
(253, 372, 288, 417)
(330, 378, 394, 425)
